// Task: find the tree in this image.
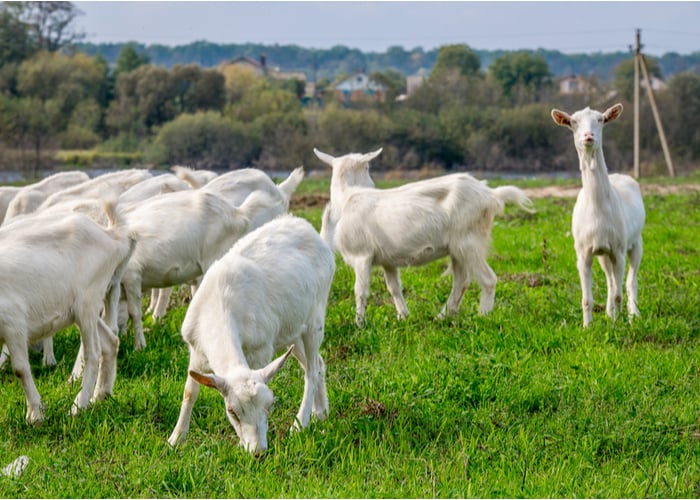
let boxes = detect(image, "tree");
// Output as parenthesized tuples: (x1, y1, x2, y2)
(370, 69, 406, 103)
(114, 42, 150, 79)
(170, 64, 226, 114)
(13, 50, 106, 155)
(613, 56, 663, 102)
(0, 6, 37, 68)
(489, 51, 552, 103)
(431, 44, 481, 79)
(5, 1, 84, 52)
(666, 72, 700, 159)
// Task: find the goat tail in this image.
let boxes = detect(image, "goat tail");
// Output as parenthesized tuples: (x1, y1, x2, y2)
(172, 165, 204, 189)
(491, 185, 535, 214)
(101, 190, 122, 228)
(319, 202, 335, 253)
(277, 166, 305, 203)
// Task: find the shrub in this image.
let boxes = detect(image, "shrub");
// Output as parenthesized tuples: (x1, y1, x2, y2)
(147, 111, 257, 169)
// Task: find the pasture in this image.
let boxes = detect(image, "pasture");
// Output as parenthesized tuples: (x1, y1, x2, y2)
(0, 176, 698, 497)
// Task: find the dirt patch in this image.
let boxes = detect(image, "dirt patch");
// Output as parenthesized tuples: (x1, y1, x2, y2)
(289, 193, 329, 210)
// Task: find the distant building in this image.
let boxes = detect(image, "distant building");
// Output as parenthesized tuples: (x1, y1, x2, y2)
(641, 75, 667, 92)
(558, 75, 593, 95)
(407, 70, 428, 96)
(221, 55, 267, 77)
(334, 73, 387, 103)
(218, 54, 310, 94)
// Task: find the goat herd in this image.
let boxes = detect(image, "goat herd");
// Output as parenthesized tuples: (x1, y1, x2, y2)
(0, 104, 645, 456)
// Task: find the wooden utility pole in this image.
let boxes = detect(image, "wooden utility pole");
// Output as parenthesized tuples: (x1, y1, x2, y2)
(634, 29, 676, 177)
(633, 29, 641, 179)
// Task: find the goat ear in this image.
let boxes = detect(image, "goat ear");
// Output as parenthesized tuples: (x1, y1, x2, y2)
(189, 370, 225, 392)
(258, 345, 294, 383)
(551, 109, 572, 128)
(362, 148, 383, 164)
(313, 148, 335, 167)
(603, 103, 623, 124)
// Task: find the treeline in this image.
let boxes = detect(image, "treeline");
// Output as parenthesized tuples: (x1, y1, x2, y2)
(1, 2, 699, 179)
(75, 41, 700, 84)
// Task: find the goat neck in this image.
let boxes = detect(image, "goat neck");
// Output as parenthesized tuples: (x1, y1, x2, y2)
(576, 140, 614, 206)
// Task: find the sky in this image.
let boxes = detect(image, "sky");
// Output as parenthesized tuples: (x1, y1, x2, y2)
(73, 1, 700, 56)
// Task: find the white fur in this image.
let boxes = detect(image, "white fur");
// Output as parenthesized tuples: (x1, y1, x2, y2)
(37, 169, 152, 212)
(111, 188, 285, 352)
(171, 165, 218, 188)
(118, 172, 192, 205)
(149, 166, 304, 320)
(0, 202, 134, 423)
(168, 215, 335, 456)
(315, 148, 535, 326)
(3, 171, 90, 223)
(119, 173, 197, 320)
(551, 103, 645, 327)
(201, 166, 304, 228)
(15, 170, 152, 367)
(0, 186, 20, 223)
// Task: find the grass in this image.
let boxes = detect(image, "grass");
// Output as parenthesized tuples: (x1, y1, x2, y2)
(0, 179, 699, 497)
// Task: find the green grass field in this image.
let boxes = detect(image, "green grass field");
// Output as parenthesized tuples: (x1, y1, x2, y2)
(0, 179, 698, 497)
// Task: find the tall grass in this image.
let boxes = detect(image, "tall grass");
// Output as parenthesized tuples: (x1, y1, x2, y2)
(0, 184, 698, 497)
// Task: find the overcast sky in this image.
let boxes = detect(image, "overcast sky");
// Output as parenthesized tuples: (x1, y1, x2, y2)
(73, 1, 700, 56)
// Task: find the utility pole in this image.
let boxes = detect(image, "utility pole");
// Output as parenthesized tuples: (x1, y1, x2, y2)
(633, 29, 675, 177)
(633, 29, 640, 179)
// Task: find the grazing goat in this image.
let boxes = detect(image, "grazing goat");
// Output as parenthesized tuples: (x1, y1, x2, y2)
(3, 171, 90, 223)
(168, 215, 335, 456)
(148, 166, 304, 318)
(551, 103, 645, 327)
(112, 188, 284, 352)
(19, 170, 152, 367)
(314, 148, 535, 326)
(0, 201, 134, 423)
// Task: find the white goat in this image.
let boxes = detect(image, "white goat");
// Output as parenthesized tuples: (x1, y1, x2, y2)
(0, 201, 134, 423)
(3, 171, 90, 223)
(551, 103, 645, 327)
(314, 148, 535, 326)
(37, 169, 152, 212)
(117, 172, 199, 321)
(201, 166, 304, 226)
(112, 188, 284, 352)
(18, 170, 152, 367)
(147, 166, 304, 318)
(168, 214, 335, 456)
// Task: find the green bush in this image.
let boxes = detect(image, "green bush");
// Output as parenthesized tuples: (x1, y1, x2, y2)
(57, 125, 101, 150)
(147, 111, 257, 169)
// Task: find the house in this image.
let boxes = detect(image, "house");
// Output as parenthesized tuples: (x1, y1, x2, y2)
(641, 75, 668, 92)
(397, 70, 428, 101)
(221, 55, 267, 77)
(558, 75, 593, 95)
(335, 73, 387, 103)
(218, 54, 310, 94)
